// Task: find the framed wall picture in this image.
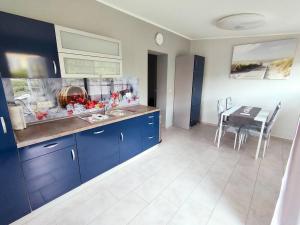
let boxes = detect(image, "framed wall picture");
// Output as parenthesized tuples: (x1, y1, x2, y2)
(230, 39, 298, 80)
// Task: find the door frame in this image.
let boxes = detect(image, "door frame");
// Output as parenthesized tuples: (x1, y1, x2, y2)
(147, 50, 168, 128)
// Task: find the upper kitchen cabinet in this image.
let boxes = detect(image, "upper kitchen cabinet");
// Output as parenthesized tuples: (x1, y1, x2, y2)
(58, 53, 122, 78)
(0, 12, 61, 78)
(55, 26, 122, 78)
(55, 25, 121, 59)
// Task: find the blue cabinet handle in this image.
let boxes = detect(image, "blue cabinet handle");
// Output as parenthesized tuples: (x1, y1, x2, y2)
(148, 136, 154, 139)
(44, 143, 58, 148)
(148, 116, 154, 118)
(148, 122, 154, 125)
(71, 149, 76, 161)
(94, 130, 104, 134)
(120, 132, 124, 141)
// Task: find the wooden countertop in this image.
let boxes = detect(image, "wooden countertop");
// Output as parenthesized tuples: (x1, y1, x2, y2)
(15, 105, 159, 148)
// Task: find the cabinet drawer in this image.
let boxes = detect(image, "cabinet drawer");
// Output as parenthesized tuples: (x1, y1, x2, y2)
(76, 124, 119, 159)
(143, 112, 159, 122)
(141, 112, 159, 137)
(142, 135, 159, 151)
(141, 112, 160, 150)
(22, 146, 81, 210)
(19, 135, 75, 161)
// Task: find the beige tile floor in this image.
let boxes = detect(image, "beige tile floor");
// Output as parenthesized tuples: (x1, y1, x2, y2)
(12, 124, 292, 225)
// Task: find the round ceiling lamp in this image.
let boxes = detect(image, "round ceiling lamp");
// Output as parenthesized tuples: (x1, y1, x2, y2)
(216, 13, 265, 30)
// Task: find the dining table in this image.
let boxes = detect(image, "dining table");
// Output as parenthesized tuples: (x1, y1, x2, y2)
(217, 105, 270, 159)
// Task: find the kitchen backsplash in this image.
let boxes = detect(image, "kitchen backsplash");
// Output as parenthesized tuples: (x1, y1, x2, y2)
(2, 77, 139, 124)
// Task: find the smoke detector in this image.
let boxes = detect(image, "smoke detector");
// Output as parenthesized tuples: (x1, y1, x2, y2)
(216, 13, 266, 30)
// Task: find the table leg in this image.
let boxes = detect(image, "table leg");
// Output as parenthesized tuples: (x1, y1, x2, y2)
(255, 121, 265, 159)
(217, 114, 223, 148)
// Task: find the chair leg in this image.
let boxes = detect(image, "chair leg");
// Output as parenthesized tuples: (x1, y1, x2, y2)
(262, 139, 268, 158)
(234, 132, 237, 150)
(267, 134, 271, 149)
(214, 128, 219, 144)
(238, 133, 243, 151)
(244, 133, 248, 143)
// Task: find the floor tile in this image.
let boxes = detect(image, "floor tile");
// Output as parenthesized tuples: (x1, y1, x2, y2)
(128, 196, 178, 225)
(88, 192, 148, 225)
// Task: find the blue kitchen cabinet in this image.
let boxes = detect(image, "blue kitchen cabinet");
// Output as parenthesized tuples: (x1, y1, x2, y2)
(20, 136, 81, 210)
(0, 11, 60, 78)
(190, 56, 204, 127)
(76, 123, 120, 183)
(0, 81, 30, 225)
(141, 112, 160, 150)
(119, 117, 142, 163)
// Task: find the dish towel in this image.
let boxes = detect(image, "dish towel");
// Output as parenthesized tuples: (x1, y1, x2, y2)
(271, 116, 300, 225)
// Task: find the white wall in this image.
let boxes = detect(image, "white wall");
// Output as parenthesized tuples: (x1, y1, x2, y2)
(156, 54, 168, 128)
(0, 0, 190, 128)
(191, 35, 300, 140)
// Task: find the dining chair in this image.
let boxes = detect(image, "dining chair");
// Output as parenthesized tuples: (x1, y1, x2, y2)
(214, 99, 240, 149)
(226, 97, 233, 110)
(238, 102, 281, 157)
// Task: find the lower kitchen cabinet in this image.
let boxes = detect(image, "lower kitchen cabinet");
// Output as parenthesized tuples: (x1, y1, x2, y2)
(76, 123, 120, 183)
(119, 117, 142, 163)
(0, 149, 30, 225)
(0, 80, 30, 225)
(21, 142, 81, 210)
(8, 111, 160, 223)
(141, 111, 160, 150)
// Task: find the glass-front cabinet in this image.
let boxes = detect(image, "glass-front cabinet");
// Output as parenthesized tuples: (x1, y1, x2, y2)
(55, 26, 122, 78)
(55, 25, 121, 59)
(58, 53, 122, 78)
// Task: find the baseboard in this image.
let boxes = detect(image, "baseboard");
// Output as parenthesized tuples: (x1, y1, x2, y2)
(200, 121, 217, 127)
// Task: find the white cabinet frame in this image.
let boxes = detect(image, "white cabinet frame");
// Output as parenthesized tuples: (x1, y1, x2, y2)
(55, 25, 122, 59)
(58, 53, 123, 78)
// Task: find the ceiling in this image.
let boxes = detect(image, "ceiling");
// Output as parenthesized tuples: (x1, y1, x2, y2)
(96, 0, 300, 40)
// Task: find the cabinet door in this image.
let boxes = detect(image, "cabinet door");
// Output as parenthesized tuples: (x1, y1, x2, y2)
(22, 146, 81, 210)
(190, 103, 200, 127)
(141, 112, 160, 150)
(0, 150, 31, 225)
(76, 123, 120, 183)
(0, 81, 30, 224)
(55, 25, 122, 59)
(0, 12, 60, 78)
(119, 117, 142, 163)
(59, 53, 122, 78)
(190, 56, 204, 127)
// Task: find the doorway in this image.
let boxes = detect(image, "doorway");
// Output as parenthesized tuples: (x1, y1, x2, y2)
(148, 54, 157, 107)
(147, 51, 168, 127)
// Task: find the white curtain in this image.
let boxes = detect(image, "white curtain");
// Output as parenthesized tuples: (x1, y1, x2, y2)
(271, 117, 300, 225)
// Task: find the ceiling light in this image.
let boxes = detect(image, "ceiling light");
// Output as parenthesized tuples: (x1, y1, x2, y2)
(216, 13, 266, 30)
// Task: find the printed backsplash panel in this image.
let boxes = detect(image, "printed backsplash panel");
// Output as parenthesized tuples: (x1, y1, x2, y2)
(2, 77, 139, 124)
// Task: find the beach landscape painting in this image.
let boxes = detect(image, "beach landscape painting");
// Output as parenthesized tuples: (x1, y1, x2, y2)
(230, 39, 298, 79)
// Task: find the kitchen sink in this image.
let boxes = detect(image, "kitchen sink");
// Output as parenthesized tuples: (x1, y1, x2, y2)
(77, 113, 111, 124)
(106, 109, 134, 117)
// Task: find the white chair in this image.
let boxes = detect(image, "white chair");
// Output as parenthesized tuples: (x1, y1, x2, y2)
(226, 97, 233, 110)
(214, 99, 240, 149)
(238, 102, 281, 157)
